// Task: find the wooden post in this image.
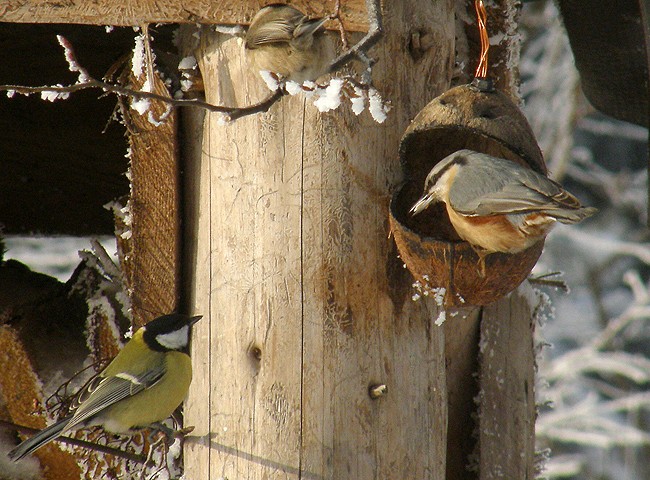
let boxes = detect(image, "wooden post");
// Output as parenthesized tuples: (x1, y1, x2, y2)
(477, 285, 537, 479)
(181, 1, 455, 477)
(0, 0, 538, 476)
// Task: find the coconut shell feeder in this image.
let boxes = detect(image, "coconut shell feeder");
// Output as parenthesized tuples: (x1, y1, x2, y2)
(390, 81, 547, 308)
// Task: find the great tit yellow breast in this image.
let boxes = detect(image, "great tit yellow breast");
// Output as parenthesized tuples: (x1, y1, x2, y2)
(98, 351, 192, 433)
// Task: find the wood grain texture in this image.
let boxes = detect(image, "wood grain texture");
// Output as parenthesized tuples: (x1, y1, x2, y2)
(120, 68, 180, 326)
(0, 0, 369, 31)
(182, 0, 456, 476)
(443, 308, 480, 480)
(477, 284, 536, 479)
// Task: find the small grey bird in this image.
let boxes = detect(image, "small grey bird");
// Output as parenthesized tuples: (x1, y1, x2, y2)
(410, 149, 597, 257)
(245, 4, 330, 83)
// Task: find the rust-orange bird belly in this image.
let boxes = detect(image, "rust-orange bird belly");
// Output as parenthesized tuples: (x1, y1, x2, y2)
(446, 205, 555, 254)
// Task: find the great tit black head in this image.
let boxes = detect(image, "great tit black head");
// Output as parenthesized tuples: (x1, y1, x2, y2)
(142, 313, 202, 352)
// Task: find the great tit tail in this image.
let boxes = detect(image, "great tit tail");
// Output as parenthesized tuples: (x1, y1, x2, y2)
(8, 416, 72, 462)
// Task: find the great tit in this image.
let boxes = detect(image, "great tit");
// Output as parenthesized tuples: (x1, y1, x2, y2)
(244, 4, 331, 83)
(9, 313, 202, 461)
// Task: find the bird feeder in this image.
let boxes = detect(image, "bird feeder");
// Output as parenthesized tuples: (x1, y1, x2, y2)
(390, 83, 547, 307)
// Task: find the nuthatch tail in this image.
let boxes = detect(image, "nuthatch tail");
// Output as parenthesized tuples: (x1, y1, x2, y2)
(245, 4, 330, 83)
(410, 149, 596, 269)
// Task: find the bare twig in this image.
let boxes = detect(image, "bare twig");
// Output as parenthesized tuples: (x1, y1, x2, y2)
(327, 0, 383, 82)
(2, 0, 385, 121)
(0, 419, 147, 464)
(0, 35, 284, 121)
(330, 0, 350, 49)
(528, 271, 569, 292)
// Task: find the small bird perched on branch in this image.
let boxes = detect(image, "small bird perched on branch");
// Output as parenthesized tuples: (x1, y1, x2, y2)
(8, 313, 202, 461)
(410, 149, 596, 271)
(245, 4, 331, 83)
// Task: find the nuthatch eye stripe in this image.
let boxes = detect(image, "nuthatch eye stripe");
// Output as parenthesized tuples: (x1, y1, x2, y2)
(410, 149, 597, 257)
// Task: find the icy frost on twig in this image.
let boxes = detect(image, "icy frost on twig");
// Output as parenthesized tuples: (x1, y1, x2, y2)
(264, 74, 390, 124)
(0, 35, 284, 122)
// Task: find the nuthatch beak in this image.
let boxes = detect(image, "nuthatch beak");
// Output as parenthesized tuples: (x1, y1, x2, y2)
(409, 193, 434, 216)
(410, 149, 597, 261)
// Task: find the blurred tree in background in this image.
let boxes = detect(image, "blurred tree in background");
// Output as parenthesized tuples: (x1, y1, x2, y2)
(521, 2, 650, 479)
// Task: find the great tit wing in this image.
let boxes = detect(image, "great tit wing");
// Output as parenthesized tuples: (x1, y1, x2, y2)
(66, 364, 166, 430)
(449, 157, 579, 216)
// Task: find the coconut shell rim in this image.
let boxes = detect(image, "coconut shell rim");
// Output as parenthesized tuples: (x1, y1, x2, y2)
(398, 124, 547, 176)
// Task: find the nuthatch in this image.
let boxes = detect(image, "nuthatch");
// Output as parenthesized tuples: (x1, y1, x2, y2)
(245, 4, 330, 83)
(410, 149, 596, 269)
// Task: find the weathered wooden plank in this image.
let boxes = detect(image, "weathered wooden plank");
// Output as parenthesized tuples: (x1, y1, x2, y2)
(118, 67, 180, 326)
(443, 307, 481, 480)
(0, 0, 368, 31)
(182, 0, 455, 476)
(0, 327, 81, 480)
(477, 283, 537, 479)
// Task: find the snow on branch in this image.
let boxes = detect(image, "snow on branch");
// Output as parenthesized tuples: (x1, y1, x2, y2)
(538, 268, 650, 455)
(1, 0, 387, 124)
(0, 35, 284, 122)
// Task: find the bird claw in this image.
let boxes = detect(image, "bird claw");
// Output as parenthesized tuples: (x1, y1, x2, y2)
(149, 423, 194, 446)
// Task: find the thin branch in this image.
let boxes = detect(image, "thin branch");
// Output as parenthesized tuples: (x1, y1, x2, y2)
(0, 78, 283, 118)
(327, 0, 383, 81)
(0, 35, 284, 121)
(0, 419, 146, 464)
(330, 0, 351, 49)
(2, 0, 385, 121)
(528, 271, 569, 292)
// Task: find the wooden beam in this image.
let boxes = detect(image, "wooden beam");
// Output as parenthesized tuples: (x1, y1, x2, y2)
(117, 64, 181, 326)
(444, 308, 481, 480)
(1, 0, 369, 31)
(477, 284, 537, 479)
(181, 0, 456, 476)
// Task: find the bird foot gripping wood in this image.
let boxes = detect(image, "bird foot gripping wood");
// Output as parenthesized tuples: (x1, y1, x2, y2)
(150, 422, 195, 444)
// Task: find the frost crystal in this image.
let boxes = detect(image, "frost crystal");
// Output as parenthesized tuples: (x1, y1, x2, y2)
(57, 35, 90, 83)
(301, 80, 318, 98)
(131, 97, 150, 115)
(284, 80, 303, 96)
(41, 88, 69, 102)
(259, 70, 280, 91)
(178, 55, 197, 70)
(141, 78, 153, 93)
(132, 34, 146, 78)
(350, 87, 366, 115)
(213, 24, 245, 35)
(313, 78, 344, 112)
(368, 87, 389, 123)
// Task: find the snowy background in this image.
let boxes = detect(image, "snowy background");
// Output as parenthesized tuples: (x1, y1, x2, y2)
(521, 2, 650, 479)
(2, 2, 649, 479)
